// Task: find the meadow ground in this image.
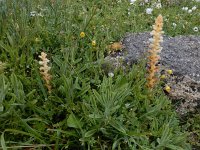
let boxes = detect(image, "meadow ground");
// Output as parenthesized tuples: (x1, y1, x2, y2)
(0, 0, 200, 149)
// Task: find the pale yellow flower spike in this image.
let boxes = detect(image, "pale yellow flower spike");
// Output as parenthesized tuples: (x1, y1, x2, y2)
(147, 15, 164, 90)
(39, 52, 52, 93)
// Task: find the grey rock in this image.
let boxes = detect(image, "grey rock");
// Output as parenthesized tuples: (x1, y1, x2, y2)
(121, 32, 200, 114)
(104, 32, 200, 114)
(122, 32, 200, 82)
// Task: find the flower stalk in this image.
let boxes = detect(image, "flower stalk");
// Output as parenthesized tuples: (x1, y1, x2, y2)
(146, 15, 164, 90)
(39, 52, 52, 93)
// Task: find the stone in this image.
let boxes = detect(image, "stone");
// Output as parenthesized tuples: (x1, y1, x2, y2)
(104, 32, 200, 114)
(122, 32, 200, 82)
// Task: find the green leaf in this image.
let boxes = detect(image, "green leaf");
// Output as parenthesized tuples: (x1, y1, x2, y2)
(20, 119, 44, 141)
(109, 120, 126, 135)
(0, 104, 4, 112)
(112, 139, 121, 150)
(84, 129, 96, 138)
(3, 129, 50, 149)
(52, 56, 63, 67)
(47, 129, 78, 137)
(156, 124, 171, 149)
(10, 73, 25, 103)
(26, 89, 36, 98)
(166, 144, 184, 150)
(78, 85, 90, 97)
(0, 41, 10, 53)
(88, 113, 102, 119)
(67, 113, 83, 129)
(6, 33, 14, 47)
(1, 132, 7, 150)
(0, 75, 9, 112)
(92, 89, 103, 106)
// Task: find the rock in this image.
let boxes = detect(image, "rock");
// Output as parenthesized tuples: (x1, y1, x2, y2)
(165, 75, 200, 114)
(104, 32, 200, 114)
(122, 32, 200, 114)
(122, 32, 200, 82)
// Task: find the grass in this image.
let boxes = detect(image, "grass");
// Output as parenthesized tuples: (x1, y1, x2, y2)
(0, 0, 200, 149)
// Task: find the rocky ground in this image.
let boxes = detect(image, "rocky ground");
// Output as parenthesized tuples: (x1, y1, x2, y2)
(104, 32, 200, 115)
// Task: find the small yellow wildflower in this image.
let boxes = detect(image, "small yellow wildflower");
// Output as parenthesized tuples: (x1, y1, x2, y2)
(80, 32, 85, 38)
(164, 85, 171, 93)
(167, 69, 173, 75)
(160, 74, 166, 79)
(92, 40, 96, 46)
(35, 38, 41, 43)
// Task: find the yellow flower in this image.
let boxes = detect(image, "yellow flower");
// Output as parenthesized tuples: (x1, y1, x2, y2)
(92, 40, 96, 46)
(35, 38, 41, 43)
(164, 85, 171, 93)
(167, 69, 173, 75)
(160, 74, 166, 79)
(80, 32, 85, 38)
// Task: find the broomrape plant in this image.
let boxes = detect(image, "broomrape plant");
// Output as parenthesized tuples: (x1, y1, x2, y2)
(38, 52, 52, 93)
(147, 14, 164, 90)
(1, 0, 200, 149)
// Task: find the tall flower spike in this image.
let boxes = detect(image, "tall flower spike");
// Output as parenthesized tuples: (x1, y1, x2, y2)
(39, 52, 52, 93)
(147, 15, 164, 90)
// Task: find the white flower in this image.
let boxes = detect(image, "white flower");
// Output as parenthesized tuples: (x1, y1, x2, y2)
(182, 7, 188, 11)
(30, 11, 43, 17)
(193, 27, 199, 32)
(140, 2, 144, 6)
(156, 3, 162, 9)
(192, 6, 197, 11)
(37, 12, 43, 17)
(146, 8, 153, 14)
(125, 103, 130, 108)
(30, 11, 37, 16)
(108, 72, 114, 77)
(188, 9, 192, 13)
(130, 0, 136, 4)
(144, 0, 149, 3)
(172, 23, 177, 28)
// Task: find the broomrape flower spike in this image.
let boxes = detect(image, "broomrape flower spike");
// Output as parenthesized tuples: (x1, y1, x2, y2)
(147, 15, 164, 90)
(39, 52, 52, 93)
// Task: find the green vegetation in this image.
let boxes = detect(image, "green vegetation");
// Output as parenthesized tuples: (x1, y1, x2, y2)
(0, 0, 199, 149)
